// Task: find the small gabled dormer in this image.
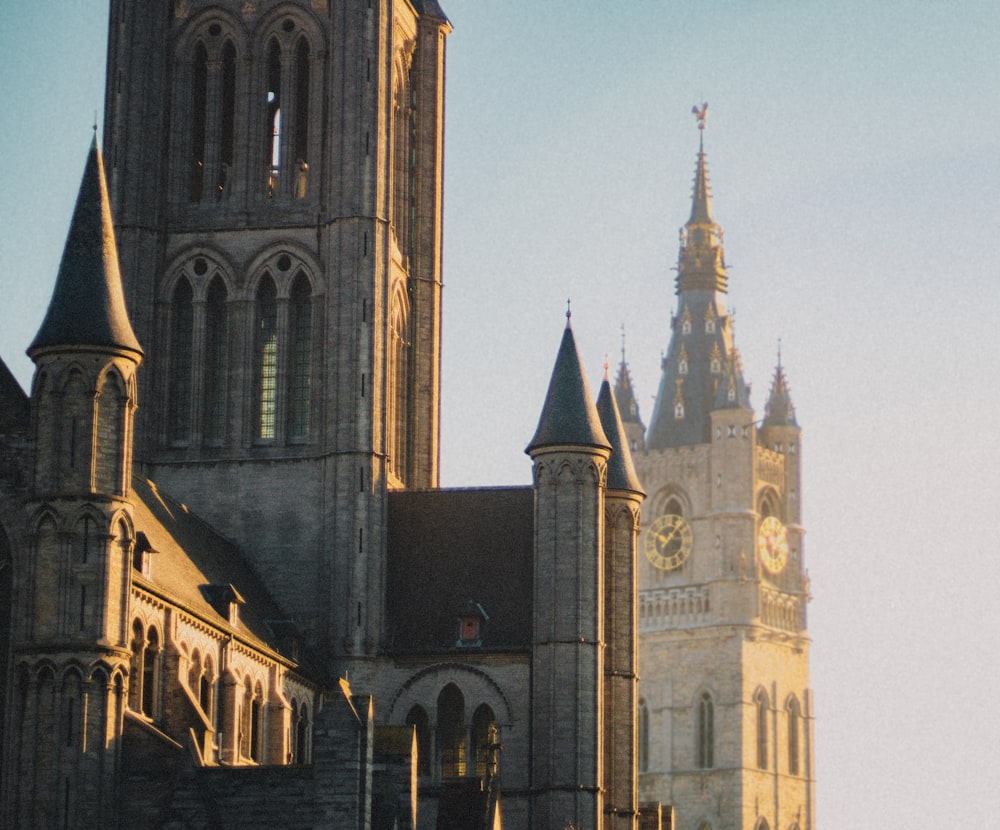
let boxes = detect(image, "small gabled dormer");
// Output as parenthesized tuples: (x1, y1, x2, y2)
(456, 600, 489, 648)
(204, 583, 245, 627)
(132, 531, 158, 578)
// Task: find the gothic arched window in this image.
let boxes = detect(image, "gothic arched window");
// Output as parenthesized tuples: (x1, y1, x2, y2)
(204, 277, 229, 445)
(288, 273, 312, 440)
(142, 627, 160, 719)
(96, 369, 125, 493)
(472, 703, 496, 777)
(265, 39, 282, 196)
(787, 696, 801, 775)
(697, 692, 714, 769)
(755, 689, 769, 770)
(169, 278, 194, 444)
(437, 683, 466, 778)
(387, 289, 411, 483)
(638, 698, 650, 772)
(189, 42, 208, 201)
(293, 38, 310, 198)
(254, 277, 279, 440)
(406, 705, 431, 777)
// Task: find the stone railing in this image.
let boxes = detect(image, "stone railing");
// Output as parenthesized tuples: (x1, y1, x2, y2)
(639, 585, 711, 632)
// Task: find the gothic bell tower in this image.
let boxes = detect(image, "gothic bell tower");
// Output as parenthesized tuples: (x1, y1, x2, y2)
(102, 0, 450, 679)
(627, 110, 816, 830)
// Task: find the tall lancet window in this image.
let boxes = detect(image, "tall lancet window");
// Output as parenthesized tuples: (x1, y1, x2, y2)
(437, 683, 466, 778)
(169, 279, 194, 444)
(755, 689, 769, 770)
(255, 277, 279, 440)
(189, 42, 208, 201)
(387, 290, 411, 483)
(288, 273, 312, 440)
(204, 277, 228, 444)
(96, 369, 125, 494)
(265, 39, 282, 196)
(787, 696, 801, 775)
(293, 38, 310, 198)
(217, 41, 236, 199)
(697, 692, 714, 769)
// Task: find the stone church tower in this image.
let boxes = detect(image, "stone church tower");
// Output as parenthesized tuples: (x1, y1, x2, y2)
(102, 0, 449, 682)
(620, 118, 816, 830)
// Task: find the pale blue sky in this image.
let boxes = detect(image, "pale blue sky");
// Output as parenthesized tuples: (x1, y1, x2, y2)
(2, 2, 999, 825)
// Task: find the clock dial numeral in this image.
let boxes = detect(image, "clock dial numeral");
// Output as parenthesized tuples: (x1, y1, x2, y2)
(645, 514, 693, 571)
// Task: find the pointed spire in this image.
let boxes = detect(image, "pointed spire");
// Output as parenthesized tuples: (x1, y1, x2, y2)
(688, 103, 714, 226)
(527, 322, 610, 455)
(596, 378, 644, 495)
(763, 349, 799, 428)
(613, 325, 644, 429)
(28, 140, 142, 359)
(676, 106, 727, 295)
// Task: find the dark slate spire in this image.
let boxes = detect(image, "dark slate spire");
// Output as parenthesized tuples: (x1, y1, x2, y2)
(762, 352, 799, 428)
(596, 373, 644, 495)
(28, 139, 142, 359)
(527, 317, 610, 454)
(613, 326, 644, 432)
(712, 349, 752, 412)
(646, 110, 740, 450)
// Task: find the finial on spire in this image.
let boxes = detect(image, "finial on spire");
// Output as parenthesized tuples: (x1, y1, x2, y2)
(692, 102, 708, 152)
(604, 354, 610, 381)
(620, 323, 627, 364)
(777, 337, 782, 368)
(692, 102, 708, 130)
(565, 298, 572, 327)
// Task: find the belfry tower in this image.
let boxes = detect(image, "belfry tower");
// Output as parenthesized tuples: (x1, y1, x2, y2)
(626, 110, 816, 830)
(102, 0, 450, 679)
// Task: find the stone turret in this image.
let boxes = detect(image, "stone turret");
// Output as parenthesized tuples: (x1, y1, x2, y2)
(596, 369, 644, 829)
(527, 317, 610, 829)
(3, 140, 142, 828)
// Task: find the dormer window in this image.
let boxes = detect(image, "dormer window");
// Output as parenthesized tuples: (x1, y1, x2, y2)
(204, 583, 246, 628)
(682, 319, 691, 335)
(132, 532, 158, 577)
(705, 318, 716, 334)
(674, 402, 685, 419)
(456, 601, 489, 648)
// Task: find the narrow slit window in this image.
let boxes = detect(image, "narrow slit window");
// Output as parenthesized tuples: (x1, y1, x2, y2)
(255, 278, 278, 440)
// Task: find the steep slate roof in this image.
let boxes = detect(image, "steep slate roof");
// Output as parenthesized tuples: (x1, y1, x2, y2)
(596, 378, 644, 495)
(131, 477, 302, 663)
(386, 488, 533, 653)
(646, 134, 751, 449)
(0, 357, 29, 435)
(762, 361, 799, 428)
(28, 139, 142, 359)
(526, 322, 610, 454)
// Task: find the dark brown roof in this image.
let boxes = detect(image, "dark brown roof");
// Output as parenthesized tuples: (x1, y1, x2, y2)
(131, 476, 301, 662)
(386, 488, 533, 654)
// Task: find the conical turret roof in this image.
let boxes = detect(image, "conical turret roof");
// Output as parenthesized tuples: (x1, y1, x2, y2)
(596, 376, 644, 495)
(527, 320, 610, 454)
(28, 138, 142, 359)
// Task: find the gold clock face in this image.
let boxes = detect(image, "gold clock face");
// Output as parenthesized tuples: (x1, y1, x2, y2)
(645, 513, 693, 571)
(757, 515, 789, 574)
